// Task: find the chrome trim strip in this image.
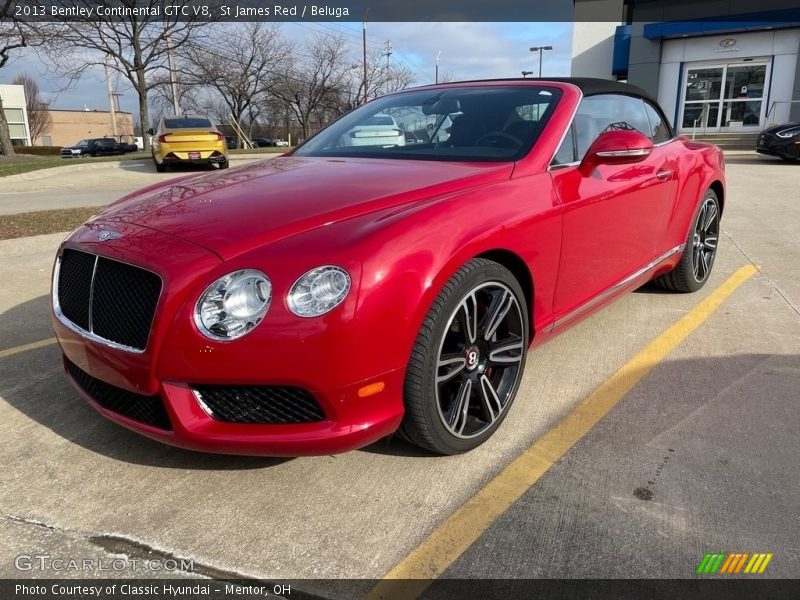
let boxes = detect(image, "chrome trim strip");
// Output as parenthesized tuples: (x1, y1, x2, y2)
(192, 390, 217, 419)
(596, 148, 652, 158)
(544, 244, 685, 334)
(546, 85, 583, 170)
(87, 255, 99, 332)
(52, 251, 160, 355)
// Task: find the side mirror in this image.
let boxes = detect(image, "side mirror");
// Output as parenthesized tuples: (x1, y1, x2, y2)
(580, 129, 653, 173)
(146, 128, 154, 136)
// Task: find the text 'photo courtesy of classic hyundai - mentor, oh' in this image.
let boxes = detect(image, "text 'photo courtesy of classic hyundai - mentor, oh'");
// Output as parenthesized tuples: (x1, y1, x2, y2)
(51, 79, 725, 456)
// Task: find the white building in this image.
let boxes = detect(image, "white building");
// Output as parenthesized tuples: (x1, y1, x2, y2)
(0, 84, 32, 146)
(571, 0, 800, 134)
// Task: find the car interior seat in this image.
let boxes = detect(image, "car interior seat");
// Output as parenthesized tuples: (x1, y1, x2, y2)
(447, 113, 489, 146)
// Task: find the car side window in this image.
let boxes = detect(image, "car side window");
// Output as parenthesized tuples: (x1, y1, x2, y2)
(552, 124, 576, 165)
(643, 101, 672, 144)
(573, 94, 652, 160)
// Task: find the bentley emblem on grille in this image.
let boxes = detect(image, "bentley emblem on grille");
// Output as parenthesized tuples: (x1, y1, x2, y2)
(98, 230, 122, 241)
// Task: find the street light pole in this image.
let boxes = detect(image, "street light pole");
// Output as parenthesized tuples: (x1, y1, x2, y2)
(362, 9, 370, 104)
(529, 45, 553, 77)
(435, 50, 442, 84)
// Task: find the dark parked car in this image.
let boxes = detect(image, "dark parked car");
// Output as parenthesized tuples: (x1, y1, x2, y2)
(252, 138, 274, 148)
(756, 121, 800, 160)
(225, 136, 237, 150)
(60, 138, 131, 158)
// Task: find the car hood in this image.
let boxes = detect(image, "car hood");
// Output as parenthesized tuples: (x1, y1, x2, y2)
(762, 121, 800, 134)
(95, 156, 513, 260)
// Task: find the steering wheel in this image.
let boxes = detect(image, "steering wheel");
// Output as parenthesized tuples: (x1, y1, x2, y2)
(473, 131, 523, 148)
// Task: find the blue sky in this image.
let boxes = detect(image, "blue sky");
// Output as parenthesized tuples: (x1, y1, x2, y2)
(1, 22, 572, 117)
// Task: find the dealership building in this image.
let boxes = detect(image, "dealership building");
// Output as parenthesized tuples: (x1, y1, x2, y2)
(572, 0, 800, 135)
(0, 84, 32, 146)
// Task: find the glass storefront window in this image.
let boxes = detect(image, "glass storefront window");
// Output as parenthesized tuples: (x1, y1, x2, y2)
(681, 62, 769, 132)
(682, 103, 720, 129)
(724, 66, 766, 101)
(685, 68, 723, 101)
(722, 101, 762, 127)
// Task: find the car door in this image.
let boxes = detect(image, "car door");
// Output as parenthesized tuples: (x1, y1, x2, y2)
(549, 94, 678, 323)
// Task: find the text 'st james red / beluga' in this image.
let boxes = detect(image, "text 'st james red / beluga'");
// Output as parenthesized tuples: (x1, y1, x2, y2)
(51, 79, 725, 456)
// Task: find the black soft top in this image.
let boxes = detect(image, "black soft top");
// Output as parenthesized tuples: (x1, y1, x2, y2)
(539, 77, 656, 103)
(426, 77, 657, 104)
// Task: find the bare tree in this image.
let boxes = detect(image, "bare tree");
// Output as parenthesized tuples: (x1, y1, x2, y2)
(271, 34, 350, 139)
(148, 71, 203, 123)
(40, 0, 212, 150)
(336, 54, 416, 115)
(179, 23, 290, 144)
(12, 72, 51, 144)
(0, 1, 31, 155)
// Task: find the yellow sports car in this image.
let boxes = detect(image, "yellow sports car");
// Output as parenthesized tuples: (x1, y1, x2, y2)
(149, 115, 228, 172)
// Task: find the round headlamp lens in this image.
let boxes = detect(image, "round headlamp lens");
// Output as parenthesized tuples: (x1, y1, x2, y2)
(195, 269, 271, 340)
(288, 266, 351, 317)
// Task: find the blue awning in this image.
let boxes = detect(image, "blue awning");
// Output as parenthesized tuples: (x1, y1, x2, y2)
(642, 9, 800, 40)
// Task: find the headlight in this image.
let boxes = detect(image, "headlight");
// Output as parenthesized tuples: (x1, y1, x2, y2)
(194, 269, 272, 340)
(288, 266, 351, 317)
(776, 127, 800, 139)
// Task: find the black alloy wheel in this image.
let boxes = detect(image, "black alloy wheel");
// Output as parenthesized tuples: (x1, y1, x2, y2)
(400, 259, 528, 454)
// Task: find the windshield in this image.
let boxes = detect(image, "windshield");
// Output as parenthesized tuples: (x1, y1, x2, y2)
(164, 117, 213, 129)
(294, 85, 562, 162)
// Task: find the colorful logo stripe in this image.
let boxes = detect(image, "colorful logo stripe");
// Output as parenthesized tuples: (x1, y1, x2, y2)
(696, 552, 773, 574)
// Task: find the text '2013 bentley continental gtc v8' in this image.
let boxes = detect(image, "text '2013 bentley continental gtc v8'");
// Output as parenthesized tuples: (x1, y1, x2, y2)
(52, 79, 725, 456)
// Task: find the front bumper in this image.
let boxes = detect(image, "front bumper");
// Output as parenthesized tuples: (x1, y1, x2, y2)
(52, 221, 406, 455)
(59, 348, 405, 456)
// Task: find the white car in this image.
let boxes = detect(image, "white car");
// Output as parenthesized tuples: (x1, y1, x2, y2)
(343, 114, 406, 147)
(274, 139, 289, 147)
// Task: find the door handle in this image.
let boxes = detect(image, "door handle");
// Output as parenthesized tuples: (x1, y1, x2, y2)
(656, 169, 673, 181)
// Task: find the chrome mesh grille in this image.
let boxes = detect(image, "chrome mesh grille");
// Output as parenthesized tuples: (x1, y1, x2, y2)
(56, 249, 162, 351)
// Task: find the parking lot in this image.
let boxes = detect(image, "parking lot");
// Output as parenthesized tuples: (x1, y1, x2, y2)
(0, 154, 798, 596)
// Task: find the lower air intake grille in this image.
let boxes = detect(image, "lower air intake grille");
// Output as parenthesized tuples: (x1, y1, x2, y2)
(66, 359, 172, 431)
(193, 386, 325, 424)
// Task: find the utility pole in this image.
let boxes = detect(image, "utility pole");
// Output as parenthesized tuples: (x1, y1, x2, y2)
(383, 40, 392, 70)
(435, 50, 442, 84)
(529, 45, 553, 77)
(166, 26, 181, 114)
(104, 59, 118, 141)
(362, 9, 370, 104)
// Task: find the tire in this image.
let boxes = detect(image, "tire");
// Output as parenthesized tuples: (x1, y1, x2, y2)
(154, 158, 167, 173)
(399, 258, 529, 455)
(218, 159, 229, 170)
(653, 189, 720, 292)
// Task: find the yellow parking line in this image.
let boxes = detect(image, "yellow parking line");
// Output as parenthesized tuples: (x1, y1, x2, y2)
(0, 337, 57, 359)
(366, 264, 758, 600)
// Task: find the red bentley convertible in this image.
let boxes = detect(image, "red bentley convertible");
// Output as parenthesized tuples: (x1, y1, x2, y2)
(51, 79, 724, 456)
